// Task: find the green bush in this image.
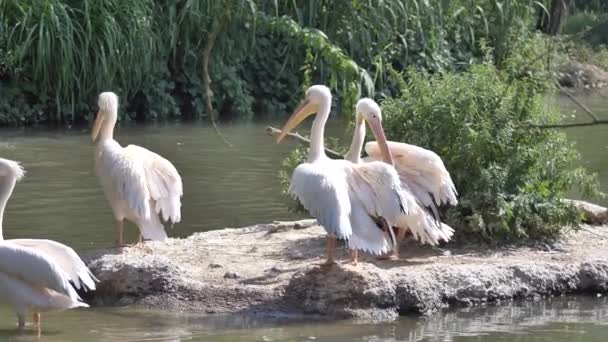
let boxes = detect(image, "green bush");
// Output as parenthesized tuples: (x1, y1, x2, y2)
(379, 63, 603, 242)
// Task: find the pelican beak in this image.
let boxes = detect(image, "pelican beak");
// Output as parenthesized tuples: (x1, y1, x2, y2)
(277, 99, 317, 143)
(91, 111, 104, 142)
(366, 116, 394, 165)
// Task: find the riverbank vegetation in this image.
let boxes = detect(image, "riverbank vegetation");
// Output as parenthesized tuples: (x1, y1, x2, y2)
(275, 0, 607, 242)
(2, 0, 606, 241)
(2, 0, 603, 125)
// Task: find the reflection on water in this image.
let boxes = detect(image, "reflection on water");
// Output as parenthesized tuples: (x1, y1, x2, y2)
(1, 296, 608, 341)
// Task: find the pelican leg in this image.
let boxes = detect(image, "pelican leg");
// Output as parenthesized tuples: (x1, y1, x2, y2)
(322, 235, 336, 266)
(114, 219, 125, 247)
(350, 249, 359, 265)
(33, 312, 41, 337)
(391, 227, 410, 259)
(17, 314, 25, 330)
(377, 220, 400, 261)
(131, 231, 144, 247)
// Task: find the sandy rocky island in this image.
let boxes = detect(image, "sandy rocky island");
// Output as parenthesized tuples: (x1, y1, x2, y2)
(83, 200, 608, 321)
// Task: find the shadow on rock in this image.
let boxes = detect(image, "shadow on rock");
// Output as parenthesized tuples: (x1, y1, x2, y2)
(284, 263, 399, 321)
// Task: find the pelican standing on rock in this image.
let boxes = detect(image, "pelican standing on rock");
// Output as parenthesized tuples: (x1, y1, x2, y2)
(0, 158, 97, 334)
(345, 98, 457, 259)
(277, 85, 409, 265)
(92, 92, 183, 247)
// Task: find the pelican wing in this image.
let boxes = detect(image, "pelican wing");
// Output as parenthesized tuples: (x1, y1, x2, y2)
(10, 239, 98, 291)
(365, 141, 458, 209)
(347, 161, 412, 225)
(396, 204, 454, 245)
(347, 200, 393, 255)
(344, 161, 412, 254)
(0, 241, 79, 301)
(99, 141, 151, 220)
(347, 160, 453, 247)
(289, 161, 352, 239)
(124, 145, 183, 223)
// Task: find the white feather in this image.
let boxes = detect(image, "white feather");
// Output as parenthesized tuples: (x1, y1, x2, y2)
(10, 239, 98, 291)
(365, 141, 458, 208)
(0, 157, 93, 328)
(289, 160, 352, 240)
(345, 98, 458, 247)
(347, 200, 392, 255)
(94, 92, 183, 241)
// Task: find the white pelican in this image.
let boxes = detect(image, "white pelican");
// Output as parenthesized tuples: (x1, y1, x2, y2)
(277, 85, 409, 265)
(92, 92, 183, 247)
(346, 98, 457, 258)
(0, 158, 97, 333)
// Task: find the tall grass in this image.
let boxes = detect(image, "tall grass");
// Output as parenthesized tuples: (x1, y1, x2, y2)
(263, 0, 549, 93)
(0, 0, 160, 121)
(0, 0, 554, 124)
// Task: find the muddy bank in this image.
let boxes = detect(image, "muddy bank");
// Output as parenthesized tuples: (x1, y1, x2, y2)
(85, 203, 608, 321)
(557, 61, 608, 90)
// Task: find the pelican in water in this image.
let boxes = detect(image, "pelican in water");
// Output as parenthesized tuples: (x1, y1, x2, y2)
(0, 158, 97, 334)
(92, 92, 183, 247)
(345, 98, 457, 259)
(277, 85, 408, 265)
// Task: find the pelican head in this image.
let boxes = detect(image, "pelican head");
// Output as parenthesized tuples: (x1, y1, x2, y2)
(356, 98, 394, 165)
(356, 97, 382, 124)
(277, 85, 332, 143)
(91, 92, 119, 142)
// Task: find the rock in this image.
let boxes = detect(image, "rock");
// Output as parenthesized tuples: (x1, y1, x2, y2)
(85, 219, 608, 320)
(288, 250, 305, 260)
(224, 272, 240, 279)
(567, 199, 608, 225)
(285, 263, 398, 320)
(557, 62, 608, 90)
(88, 253, 195, 305)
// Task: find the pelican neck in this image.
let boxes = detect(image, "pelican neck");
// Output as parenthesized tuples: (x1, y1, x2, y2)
(308, 99, 332, 162)
(97, 110, 118, 142)
(0, 176, 17, 240)
(345, 115, 366, 163)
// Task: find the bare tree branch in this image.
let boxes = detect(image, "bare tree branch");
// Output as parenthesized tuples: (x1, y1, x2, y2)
(265, 126, 343, 159)
(529, 120, 608, 129)
(555, 82, 599, 122)
(532, 83, 608, 128)
(202, 15, 233, 147)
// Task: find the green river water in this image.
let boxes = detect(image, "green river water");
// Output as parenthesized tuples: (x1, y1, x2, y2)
(0, 96, 606, 341)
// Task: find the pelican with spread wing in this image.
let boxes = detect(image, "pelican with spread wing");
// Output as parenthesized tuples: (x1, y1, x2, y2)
(277, 85, 409, 265)
(92, 92, 183, 247)
(346, 98, 457, 258)
(0, 158, 96, 333)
